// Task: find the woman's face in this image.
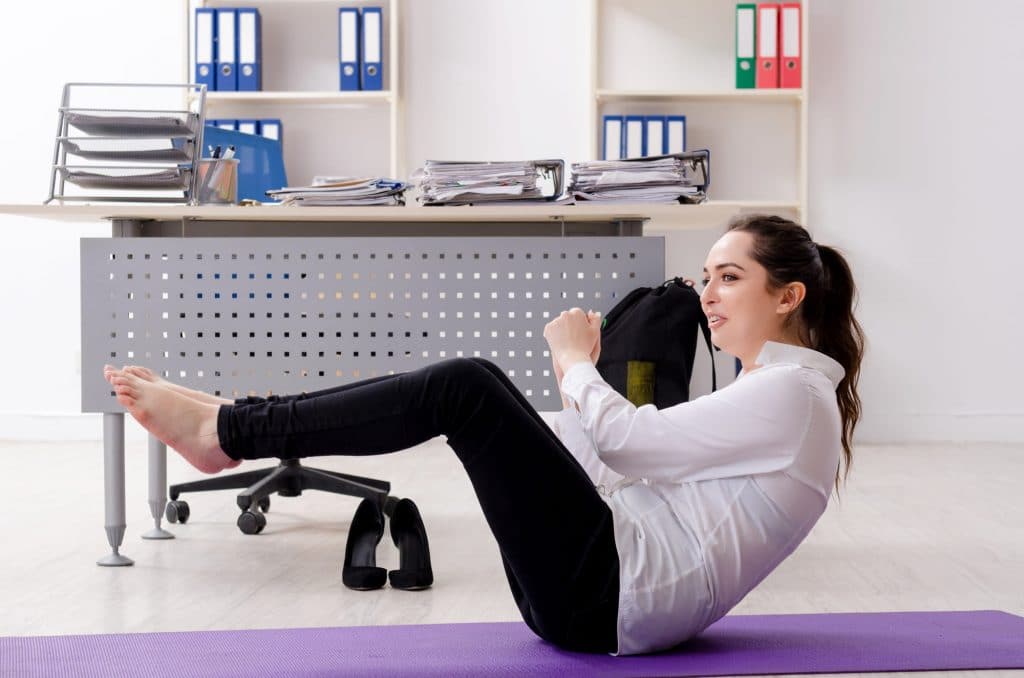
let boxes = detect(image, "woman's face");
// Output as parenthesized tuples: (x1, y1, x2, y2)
(700, 231, 788, 362)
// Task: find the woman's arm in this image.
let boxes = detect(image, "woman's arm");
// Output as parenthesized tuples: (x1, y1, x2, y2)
(552, 355, 571, 410)
(550, 310, 601, 411)
(560, 362, 812, 482)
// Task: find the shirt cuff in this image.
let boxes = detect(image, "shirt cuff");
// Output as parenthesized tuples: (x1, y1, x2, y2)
(554, 405, 577, 435)
(560, 361, 605, 406)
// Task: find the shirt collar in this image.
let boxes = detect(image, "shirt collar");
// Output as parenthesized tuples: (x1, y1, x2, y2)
(752, 341, 846, 390)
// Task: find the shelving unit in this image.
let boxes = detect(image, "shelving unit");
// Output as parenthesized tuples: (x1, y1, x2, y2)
(595, 89, 803, 103)
(205, 91, 395, 104)
(185, 0, 401, 184)
(179, 0, 805, 224)
(588, 0, 808, 223)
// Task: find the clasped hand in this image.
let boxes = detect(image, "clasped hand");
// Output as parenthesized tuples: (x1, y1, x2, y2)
(543, 307, 602, 374)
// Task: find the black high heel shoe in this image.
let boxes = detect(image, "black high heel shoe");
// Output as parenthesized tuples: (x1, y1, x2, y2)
(387, 498, 433, 590)
(342, 498, 387, 591)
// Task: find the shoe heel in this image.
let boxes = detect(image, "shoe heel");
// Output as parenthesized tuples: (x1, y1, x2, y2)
(387, 498, 433, 590)
(342, 498, 387, 591)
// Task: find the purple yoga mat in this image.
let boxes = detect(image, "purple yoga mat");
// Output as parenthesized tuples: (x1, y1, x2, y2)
(2, 610, 1022, 678)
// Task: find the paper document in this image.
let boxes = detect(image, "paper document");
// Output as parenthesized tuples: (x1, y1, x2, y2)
(569, 151, 710, 204)
(414, 159, 564, 206)
(266, 176, 408, 206)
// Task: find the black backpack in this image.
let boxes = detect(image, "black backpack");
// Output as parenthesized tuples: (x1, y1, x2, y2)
(596, 277, 717, 408)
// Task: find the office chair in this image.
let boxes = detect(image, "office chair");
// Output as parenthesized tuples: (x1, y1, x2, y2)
(165, 459, 394, 534)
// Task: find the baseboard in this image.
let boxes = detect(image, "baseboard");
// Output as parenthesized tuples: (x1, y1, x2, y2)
(858, 412, 1024, 444)
(1, 411, 1021, 445)
(0, 412, 147, 443)
(0, 411, 564, 444)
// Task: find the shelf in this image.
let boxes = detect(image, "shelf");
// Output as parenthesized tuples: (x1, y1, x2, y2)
(596, 89, 803, 103)
(203, 91, 395, 105)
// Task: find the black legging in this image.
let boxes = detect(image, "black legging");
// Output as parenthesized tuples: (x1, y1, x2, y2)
(217, 357, 620, 653)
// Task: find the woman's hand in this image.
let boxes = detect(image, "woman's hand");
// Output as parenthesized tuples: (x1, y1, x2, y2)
(544, 307, 602, 375)
(587, 310, 601, 364)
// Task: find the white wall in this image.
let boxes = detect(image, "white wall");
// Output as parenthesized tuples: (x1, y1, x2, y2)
(807, 0, 1024, 441)
(0, 1, 185, 438)
(0, 0, 1020, 443)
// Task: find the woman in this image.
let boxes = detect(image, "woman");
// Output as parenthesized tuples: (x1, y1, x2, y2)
(106, 214, 864, 656)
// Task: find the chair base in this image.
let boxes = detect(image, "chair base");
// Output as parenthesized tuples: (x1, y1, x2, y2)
(169, 458, 393, 513)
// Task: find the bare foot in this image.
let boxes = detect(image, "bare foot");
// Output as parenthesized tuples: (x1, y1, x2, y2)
(104, 364, 232, 406)
(110, 371, 241, 474)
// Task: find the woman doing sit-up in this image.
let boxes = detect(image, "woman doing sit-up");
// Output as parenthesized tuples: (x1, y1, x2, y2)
(106, 214, 865, 656)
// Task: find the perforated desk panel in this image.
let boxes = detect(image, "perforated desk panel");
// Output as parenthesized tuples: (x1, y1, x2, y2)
(82, 236, 664, 412)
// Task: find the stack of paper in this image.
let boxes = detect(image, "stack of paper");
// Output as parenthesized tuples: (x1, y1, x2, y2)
(570, 153, 708, 204)
(266, 177, 408, 206)
(415, 160, 564, 206)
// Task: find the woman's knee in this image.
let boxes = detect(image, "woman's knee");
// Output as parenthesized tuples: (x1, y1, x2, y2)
(427, 358, 502, 402)
(468, 357, 503, 379)
(437, 357, 493, 382)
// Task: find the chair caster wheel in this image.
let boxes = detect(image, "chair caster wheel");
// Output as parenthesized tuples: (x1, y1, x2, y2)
(237, 510, 267, 535)
(165, 500, 190, 524)
(257, 496, 270, 513)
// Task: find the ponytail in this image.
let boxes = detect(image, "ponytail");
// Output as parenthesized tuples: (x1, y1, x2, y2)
(814, 244, 865, 495)
(727, 215, 866, 496)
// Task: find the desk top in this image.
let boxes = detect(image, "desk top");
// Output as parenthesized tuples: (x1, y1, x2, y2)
(0, 201, 797, 228)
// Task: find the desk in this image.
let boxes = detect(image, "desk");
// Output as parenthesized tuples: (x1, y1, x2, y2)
(0, 202, 729, 566)
(0, 200, 789, 230)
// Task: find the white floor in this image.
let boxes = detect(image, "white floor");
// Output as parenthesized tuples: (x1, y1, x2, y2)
(2, 435, 1022, 678)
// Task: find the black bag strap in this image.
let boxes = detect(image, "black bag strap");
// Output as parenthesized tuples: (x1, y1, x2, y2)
(670, 277, 718, 393)
(698, 309, 717, 392)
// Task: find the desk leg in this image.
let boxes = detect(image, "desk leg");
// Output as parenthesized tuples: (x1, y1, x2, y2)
(98, 413, 134, 566)
(142, 435, 174, 540)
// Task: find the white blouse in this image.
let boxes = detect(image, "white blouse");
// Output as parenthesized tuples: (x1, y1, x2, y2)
(552, 341, 846, 655)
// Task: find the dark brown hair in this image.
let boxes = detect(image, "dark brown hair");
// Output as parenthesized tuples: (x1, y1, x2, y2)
(727, 214, 865, 494)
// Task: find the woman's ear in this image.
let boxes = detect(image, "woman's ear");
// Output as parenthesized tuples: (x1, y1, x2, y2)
(775, 282, 807, 315)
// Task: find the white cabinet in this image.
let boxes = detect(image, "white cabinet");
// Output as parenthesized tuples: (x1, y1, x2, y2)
(589, 0, 808, 221)
(186, 0, 401, 184)
(183, 0, 807, 224)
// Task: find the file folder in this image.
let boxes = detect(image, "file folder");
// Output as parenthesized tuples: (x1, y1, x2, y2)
(602, 115, 624, 160)
(216, 8, 238, 91)
(360, 7, 384, 91)
(195, 8, 216, 91)
(338, 8, 361, 90)
(237, 119, 259, 136)
(202, 126, 288, 202)
(756, 3, 780, 88)
(666, 115, 687, 154)
(259, 119, 282, 145)
(779, 2, 801, 88)
(624, 116, 645, 158)
(735, 3, 756, 89)
(644, 116, 666, 157)
(237, 7, 262, 91)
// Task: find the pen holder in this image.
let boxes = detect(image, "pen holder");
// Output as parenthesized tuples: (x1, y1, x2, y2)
(197, 157, 239, 204)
